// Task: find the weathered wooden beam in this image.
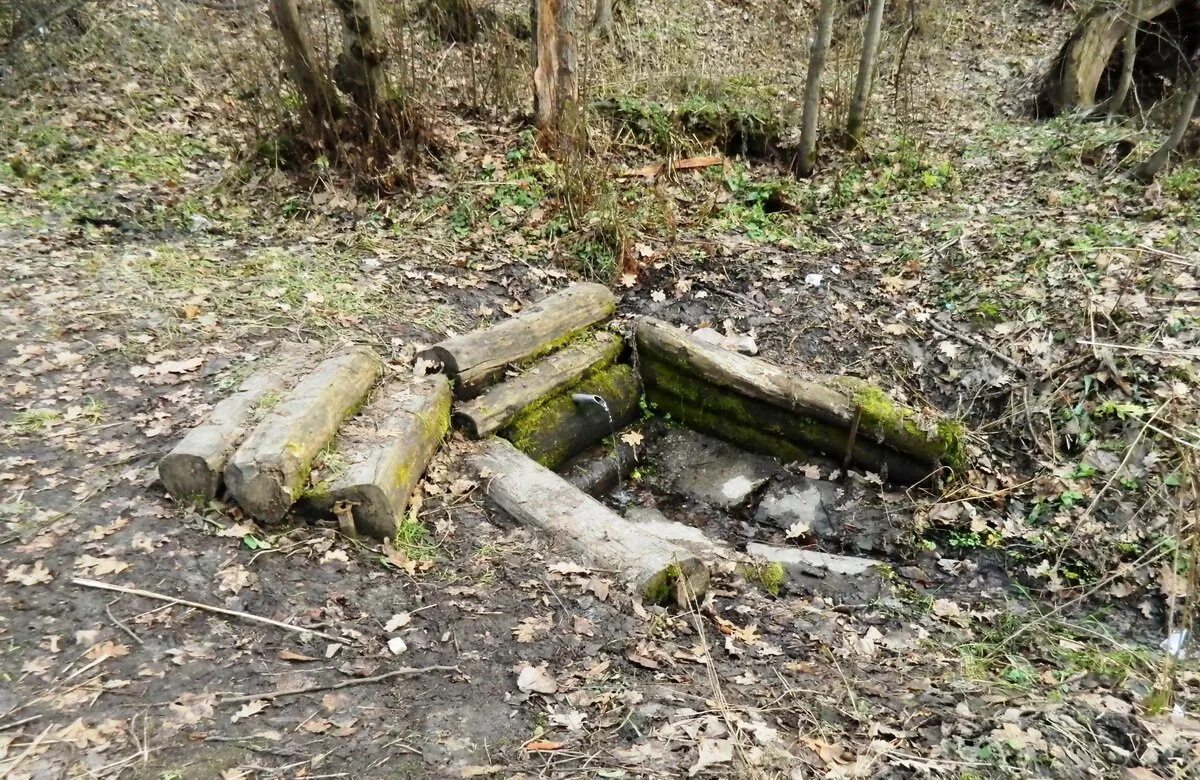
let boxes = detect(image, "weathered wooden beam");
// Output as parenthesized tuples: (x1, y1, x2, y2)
(225, 347, 382, 523)
(454, 332, 622, 439)
(642, 360, 934, 484)
(159, 342, 319, 503)
(636, 318, 963, 473)
(306, 375, 452, 540)
(499, 362, 640, 469)
(417, 283, 616, 398)
(471, 438, 709, 605)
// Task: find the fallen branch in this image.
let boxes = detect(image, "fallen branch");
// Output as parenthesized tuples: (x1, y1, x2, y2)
(927, 319, 1029, 378)
(619, 155, 724, 178)
(71, 578, 350, 644)
(218, 665, 461, 706)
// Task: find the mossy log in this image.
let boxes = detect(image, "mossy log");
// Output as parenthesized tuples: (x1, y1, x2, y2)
(499, 362, 641, 469)
(471, 438, 709, 605)
(1036, 0, 1182, 115)
(225, 347, 382, 523)
(418, 283, 616, 398)
(454, 332, 622, 439)
(636, 318, 963, 475)
(306, 375, 452, 540)
(159, 342, 319, 503)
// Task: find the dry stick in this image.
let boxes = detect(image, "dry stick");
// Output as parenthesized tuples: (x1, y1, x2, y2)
(926, 319, 1029, 378)
(0, 714, 41, 732)
(105, 604, 144, 646)
(218, 665, 461, 706)
(72, 578, 350, 645)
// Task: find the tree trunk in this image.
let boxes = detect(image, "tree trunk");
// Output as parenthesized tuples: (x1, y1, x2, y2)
(796, 0, 837, 177)
(330, 0, 389, 126)
(846, 0, 886, 144)
(591, 0, 613, 36)
(1107, 0, 1141, 120)
(1133, 65, 1200, 182)
(269, 0, 343, 136)
(532, 0, 579, 148)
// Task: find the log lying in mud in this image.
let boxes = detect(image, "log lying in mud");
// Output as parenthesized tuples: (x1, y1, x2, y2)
(454, 332, 623, 439)
(159, 342, 319, 503)
(306, 375, 452, 540)
(226, 347, 382, 522)
(472, 438, 709, 605)
(499, 362, 641, 469)
(635, 318, 964, 482)
(417, 283, 617, 398)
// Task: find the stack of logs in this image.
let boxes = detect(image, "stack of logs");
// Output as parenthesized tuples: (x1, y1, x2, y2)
(418, 282, 640, 468)
(159, 344, 452, 540)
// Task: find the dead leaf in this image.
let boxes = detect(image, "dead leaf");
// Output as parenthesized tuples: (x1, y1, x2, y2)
(513, 615, 553, 643)
(75, 555, 130, 576)
(516, 663, 557, 694)
(6, 560, 53, 585)
(524, 740, 566, 752)
(278, 650, 320, 663)
(688, 738, 734, 776)
(230, 699, 269, 723)
(384, 612, 412, 631)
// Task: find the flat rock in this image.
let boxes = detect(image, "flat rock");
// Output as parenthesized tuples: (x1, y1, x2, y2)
(747, 542, 888, 604)
(747, 543, 880, 575)
(753, 475, 895, 553)
(656, 429, 778, 509)
(754, 478, 838, 537)
(625, 506, 737, 560)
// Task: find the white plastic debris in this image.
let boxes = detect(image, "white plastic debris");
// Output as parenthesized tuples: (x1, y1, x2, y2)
(804, 273, 823, 288)
(1161, 629, 1189, 659)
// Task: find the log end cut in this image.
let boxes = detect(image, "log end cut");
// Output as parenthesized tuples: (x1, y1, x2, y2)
(224, 458, 293, 523)
(158, 451, 221, 504)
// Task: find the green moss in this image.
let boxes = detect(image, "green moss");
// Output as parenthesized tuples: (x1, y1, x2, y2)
(743, 561, 786, 596)
(500, 360, 635, 467)
(840, 379, 968, 475)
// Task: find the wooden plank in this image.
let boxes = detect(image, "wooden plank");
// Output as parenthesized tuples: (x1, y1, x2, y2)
(308, 375, 452, 540)
(225, 347, 381, 523)
(471, 438, 709, 605)
(499, 362, 641, 469)
(159, 342, 319, 503)
(454, 332, 622, 439)
(635, 318, 962, 469)
(418, 283, 616, 398)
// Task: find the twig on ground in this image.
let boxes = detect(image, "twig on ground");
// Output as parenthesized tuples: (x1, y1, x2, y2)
(218, 665, 461, 706)
(0, 714, 41, 732)
(72, 578, 350, 644)
(105, 603, 143, 646)
(927, 319, 1029, 377)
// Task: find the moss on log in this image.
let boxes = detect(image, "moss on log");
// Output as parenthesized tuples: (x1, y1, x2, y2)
(159, 342, 319, 503)
(636, 318, 963, 474)
(417, 283, 616, 398)
(454, 332, 622, 439)
(642, 358, 940, 484)
(499, 362, 641, 468)
(305, 375, 452, 540)
(225, 347, 381, 523)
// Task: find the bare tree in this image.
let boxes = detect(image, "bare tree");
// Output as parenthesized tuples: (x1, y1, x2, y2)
(796, 0, 836, 177)
(1107, 0, 1141, 121)
(846, 0, 886, 145)
(331, 0, 388, 127)
(532, 0, 579, 149)
(1133, 62, 1200, 182)
(270, 0, 343, 139)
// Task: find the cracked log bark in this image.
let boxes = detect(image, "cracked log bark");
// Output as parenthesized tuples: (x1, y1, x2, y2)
(532, 0, 579, 147)
(331, 0, 388, 125)
(306, 375, 452, 540)
(453, 331, 622, 438)
(226, 347, 381, 522)
(159, 342, 319, 503)
(417, 283, 616, 398)
(270, 0, 343, 136)
(472, 438, 709, 605)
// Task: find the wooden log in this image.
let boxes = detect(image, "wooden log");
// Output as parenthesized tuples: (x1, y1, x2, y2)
(471, 438, 709, 605)
(635, 318, 963, 471)
(453, 332, 622, 439)
(642, 360, 934, 484)
(417, 283, 616, 398)
(159, 342, 319, 503)
(306, 375, 452, 540)
(225, 347, 382, 523)
(499, 362, 640, 469)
